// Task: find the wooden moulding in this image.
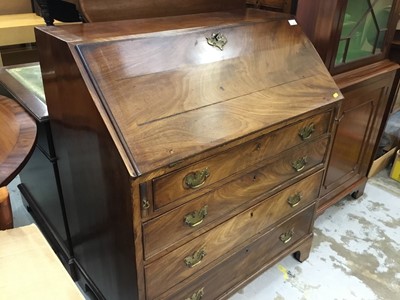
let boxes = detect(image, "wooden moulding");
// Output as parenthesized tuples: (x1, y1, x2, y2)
(69, 0, 246, 22)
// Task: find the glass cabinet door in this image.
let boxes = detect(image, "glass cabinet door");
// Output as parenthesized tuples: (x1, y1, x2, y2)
(335, 0, 395, 67)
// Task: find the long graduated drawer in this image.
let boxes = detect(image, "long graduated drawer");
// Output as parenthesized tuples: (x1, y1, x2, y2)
(144, 175, 320, 298)
(143, 139, 327, 260)
(152, 111, 332, 210)
(153, 204, 316, 300)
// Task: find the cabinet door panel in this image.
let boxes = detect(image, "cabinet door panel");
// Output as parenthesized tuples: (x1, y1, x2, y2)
(323, 96, 376, 189)
(321, 74, 392, 196)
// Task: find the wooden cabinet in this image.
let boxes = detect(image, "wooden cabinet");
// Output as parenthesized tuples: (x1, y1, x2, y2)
(296, 0, 399, 75)
(35, 9, 342, 300)
(319, 61, 398, 212)
(296, 0, 400, 214)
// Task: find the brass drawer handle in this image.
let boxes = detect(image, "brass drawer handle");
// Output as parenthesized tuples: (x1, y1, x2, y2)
(185, 288, 204, 300)
(184, 205, 208, 227)
(279, 229, 294, 244)
(287, 192, 302, 208)
(184, 168, 210, 189)
(298, 123, 315, 140)
(292, 156, 307, 172)
(184, 248, 207, 268)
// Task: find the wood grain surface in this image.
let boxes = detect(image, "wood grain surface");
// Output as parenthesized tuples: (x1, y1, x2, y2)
(152, 111, 331, 209)
(0, 95, 36, 186)
(143, 170, 323, 261)
(160, 217, 314, 300)
(147, 205, 315, 299)
(34, 8, 343, 300)
(76, 14, 341, 174)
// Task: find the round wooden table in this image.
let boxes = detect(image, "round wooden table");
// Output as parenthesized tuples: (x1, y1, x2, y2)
(0, 95, 36, 229)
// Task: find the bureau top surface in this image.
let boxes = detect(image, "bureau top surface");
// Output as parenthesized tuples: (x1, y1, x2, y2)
(37, 9, 342, 176)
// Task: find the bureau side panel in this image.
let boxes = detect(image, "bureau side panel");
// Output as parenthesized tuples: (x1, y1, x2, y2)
(35, 29, 139, 300)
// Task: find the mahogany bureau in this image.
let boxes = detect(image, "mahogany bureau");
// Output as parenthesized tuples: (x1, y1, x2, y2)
(35, 9, 343, 300)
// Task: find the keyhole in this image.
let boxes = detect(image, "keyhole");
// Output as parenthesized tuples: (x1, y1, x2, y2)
(253, 175, 257, 181)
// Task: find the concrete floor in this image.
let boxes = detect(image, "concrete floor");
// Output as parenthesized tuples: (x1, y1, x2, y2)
(7, 169, 400, 300)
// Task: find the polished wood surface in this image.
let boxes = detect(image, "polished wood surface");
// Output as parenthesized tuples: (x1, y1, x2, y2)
(35, 9, 288, 43)
(318, 63, 398, 213)
(35, 9, 342, 300)
(152, 111, 332, 210)
(74, 12, 341, 175)
(161, 207, 315, 300)
(36, 9, 342, 178)
(0, 95, 36, 187)
(144, 170, 323, 261)
(146, 201, 315, 299)
(64, 0, 245, 22)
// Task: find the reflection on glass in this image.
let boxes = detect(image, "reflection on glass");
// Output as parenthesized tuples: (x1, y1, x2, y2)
(6, 65, 46, 104)
(335, 0, 394, 67)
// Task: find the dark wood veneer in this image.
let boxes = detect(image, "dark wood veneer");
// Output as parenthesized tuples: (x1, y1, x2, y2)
(0, 95, 36, 187)
(35, 9, 341, 299)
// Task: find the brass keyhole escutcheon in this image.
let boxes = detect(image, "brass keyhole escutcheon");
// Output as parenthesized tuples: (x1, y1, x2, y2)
(206, 33, 227, 50)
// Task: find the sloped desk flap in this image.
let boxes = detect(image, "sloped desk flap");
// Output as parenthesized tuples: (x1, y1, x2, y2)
(75, 16, 341, 175)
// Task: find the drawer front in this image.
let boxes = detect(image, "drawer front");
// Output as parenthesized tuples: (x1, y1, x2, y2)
(152, 111, 332, 209)
(143, 167, 324, 260)
(153, 205, 315, 300)
(145, 175, 319, 299)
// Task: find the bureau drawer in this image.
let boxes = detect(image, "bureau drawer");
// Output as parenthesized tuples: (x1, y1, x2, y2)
(152, 111, 332, 209)
(143, 166, 324, 260)
(150, 205, 315, 300)
(144, 179, 318, 299)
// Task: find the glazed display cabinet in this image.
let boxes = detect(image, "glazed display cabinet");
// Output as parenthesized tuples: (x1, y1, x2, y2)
(296, 0, 400, 214)
(297, 0, 399, 74)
